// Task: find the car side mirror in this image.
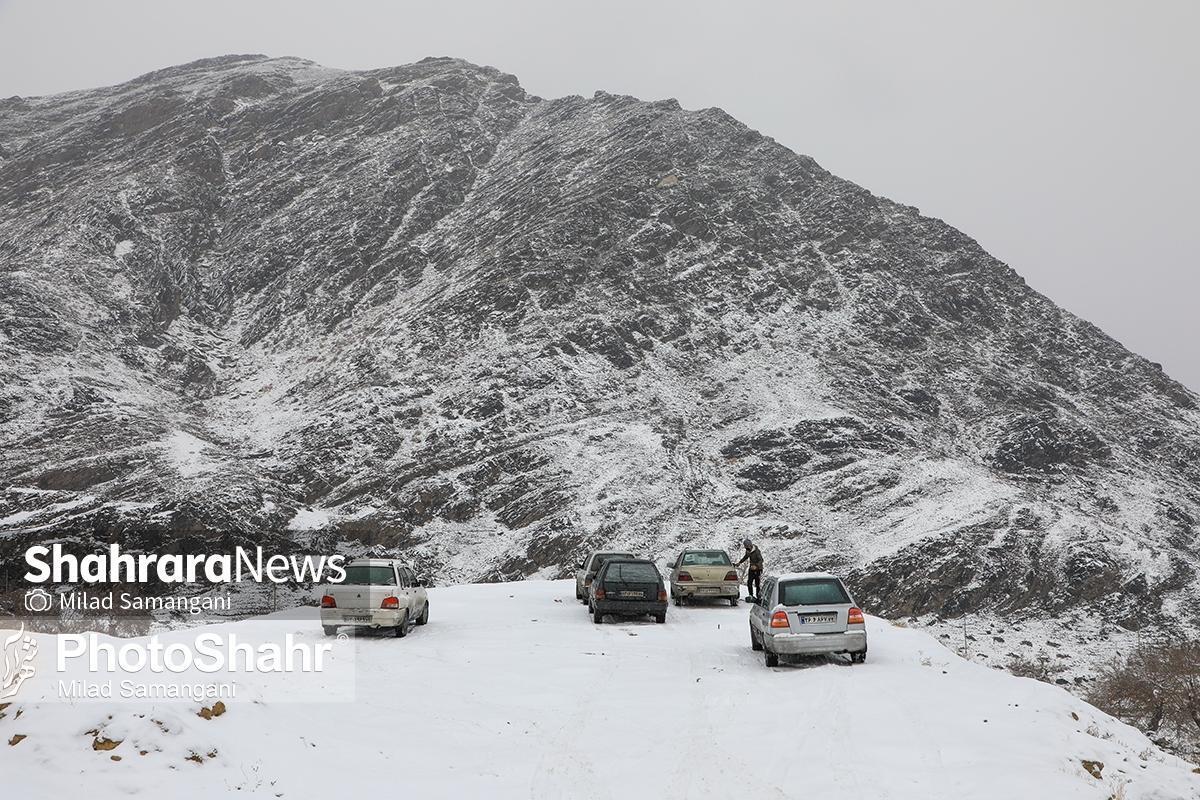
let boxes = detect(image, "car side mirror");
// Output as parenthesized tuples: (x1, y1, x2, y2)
(416, 579, 429, 587)
(575, 563, 584, 570)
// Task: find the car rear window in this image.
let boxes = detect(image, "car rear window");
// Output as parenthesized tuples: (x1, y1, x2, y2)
(602, 562, 660, 582)
(778, 579, 849, 606)
(337, 565, 397, 586)
(681, 551, 732, 566)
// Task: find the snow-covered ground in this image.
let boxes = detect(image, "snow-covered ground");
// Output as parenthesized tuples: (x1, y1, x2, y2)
(3, 580, 1198, 798)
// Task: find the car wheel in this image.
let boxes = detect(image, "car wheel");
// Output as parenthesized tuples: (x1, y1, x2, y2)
(679, 594, 688, 607)
(592, 607, 603, 624)
(416, 601, 429, 625)
(852, 651, 867, 664)
(764, 647, 779, 668)
(750, 625, 762, 651)
(729, 597, 738, 607)
(655, 613, 666, 624)
(322, 626, 338, 637)
(394, 611, 410, 638)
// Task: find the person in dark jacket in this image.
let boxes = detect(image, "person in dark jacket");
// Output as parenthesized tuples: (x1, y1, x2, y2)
(735, 538, 763, 600)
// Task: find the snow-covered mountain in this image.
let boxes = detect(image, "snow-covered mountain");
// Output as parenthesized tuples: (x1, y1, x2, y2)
(2, 55, 1198, 652)
(4, 581, 1199, 798)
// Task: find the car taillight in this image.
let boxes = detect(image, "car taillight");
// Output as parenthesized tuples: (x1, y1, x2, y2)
(848, 607, 865, 625)
(381, 596, 400, 609)
(320, 595, 336, 609)
(658, 589, 667, 602)
(724, 571, 738, 582)
(594, 588, 605, 600)
(677, 572, 693, 581)
(770, 610, 790, 629)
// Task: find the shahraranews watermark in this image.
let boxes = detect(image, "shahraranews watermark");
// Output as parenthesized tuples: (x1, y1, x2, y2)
(1, 616, 357, 704)
(24, 544, 346, 585)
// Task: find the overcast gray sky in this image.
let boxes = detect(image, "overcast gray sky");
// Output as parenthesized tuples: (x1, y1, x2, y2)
(2, 0, 1196, 389)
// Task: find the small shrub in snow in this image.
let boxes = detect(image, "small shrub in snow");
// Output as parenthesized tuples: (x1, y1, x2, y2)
(1087, 639, 1200, 757)
(1005, 652, 1065, 684)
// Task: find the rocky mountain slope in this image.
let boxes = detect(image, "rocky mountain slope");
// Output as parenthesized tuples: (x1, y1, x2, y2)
(1, 55, 1198, 649)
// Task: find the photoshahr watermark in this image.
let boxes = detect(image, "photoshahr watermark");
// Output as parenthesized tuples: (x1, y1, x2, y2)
(1, 617, 358, 704)
(1, 625, 38, 700)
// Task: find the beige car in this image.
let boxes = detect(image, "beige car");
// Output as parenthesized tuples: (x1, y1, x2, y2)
(667, 549, 741, 606)
(319, 558, 430, 637)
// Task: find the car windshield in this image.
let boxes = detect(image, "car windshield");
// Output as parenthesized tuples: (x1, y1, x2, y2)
(778, 579, 849, 606)
(590, 553, 633, 570)
(681, 551, 731, 566)
(602, 562, 660, 582)
(336, 565, 397, 586)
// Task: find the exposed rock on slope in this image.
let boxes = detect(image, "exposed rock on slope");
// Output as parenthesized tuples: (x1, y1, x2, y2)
(1, 55, 1198, 640)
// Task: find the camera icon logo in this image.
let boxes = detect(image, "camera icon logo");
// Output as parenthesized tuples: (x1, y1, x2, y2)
(24, 588, 53, 613)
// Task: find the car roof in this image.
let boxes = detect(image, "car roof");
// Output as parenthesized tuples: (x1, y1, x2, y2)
(591, 550, 634, 557)
(346, 558, 410, 567)
(680, 548, 730, 553)
(600, 557, 655, 565)
(770, 571, 842, 582)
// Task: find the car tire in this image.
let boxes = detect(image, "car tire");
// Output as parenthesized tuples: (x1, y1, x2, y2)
(852, 650, 867, 664)
(416, 601, 429, 625)
(729, 597, 739, 607)
(394, 611, 410, 638)
(655, 613, 666, 624)
(592, 607, 603, 625)
(322, 626, 338, 637)
(750, 625, 762, 651)
(764, 645, 779, 667)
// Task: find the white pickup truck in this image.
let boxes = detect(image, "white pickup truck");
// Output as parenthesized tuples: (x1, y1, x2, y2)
(320, 558, 430, 637)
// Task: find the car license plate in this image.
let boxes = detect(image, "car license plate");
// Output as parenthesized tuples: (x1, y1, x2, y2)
(345, 614, 370, 622)
(698, 587, 719, 594)
(619, 591, 644, 598)
(800, 614, 836, 625)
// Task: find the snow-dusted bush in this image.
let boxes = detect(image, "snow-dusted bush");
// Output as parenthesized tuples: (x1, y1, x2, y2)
(1088, 639, 1200, 759)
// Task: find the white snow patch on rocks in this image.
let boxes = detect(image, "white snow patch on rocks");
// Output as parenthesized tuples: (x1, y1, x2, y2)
(161, 431, 215, 477)
(286, 507, 332, 531)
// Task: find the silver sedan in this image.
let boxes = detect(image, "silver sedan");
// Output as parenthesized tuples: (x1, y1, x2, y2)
(748, 572, 868, 666)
